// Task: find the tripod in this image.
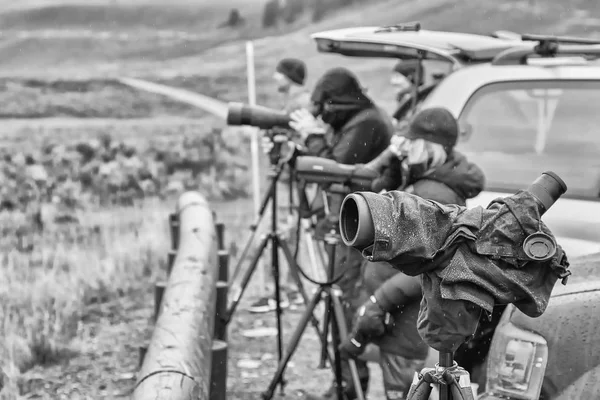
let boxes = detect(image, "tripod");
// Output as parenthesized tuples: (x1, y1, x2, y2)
(406, 352, 476, 400)
(262, 188, 366, 400)
(224, 135, 330, 394)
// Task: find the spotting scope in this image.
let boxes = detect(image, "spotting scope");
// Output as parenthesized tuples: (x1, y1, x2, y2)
(339, 171, 568, 249)
(295, 156, 379, 192)
(226, 102, 291, 130)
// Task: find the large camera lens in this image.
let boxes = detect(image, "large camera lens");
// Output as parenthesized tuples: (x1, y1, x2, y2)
(226, 103, 249, 126)
(526, 171, 568, 215)
(340, 194, 375, 248)
(226, 102, 291, 130)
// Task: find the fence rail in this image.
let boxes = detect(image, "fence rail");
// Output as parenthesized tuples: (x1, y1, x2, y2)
(131, 191, 229, 400)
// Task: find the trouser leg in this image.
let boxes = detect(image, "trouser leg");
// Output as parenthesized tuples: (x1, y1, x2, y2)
(335, 245, 370, 398)
(379, 352, 426, 400)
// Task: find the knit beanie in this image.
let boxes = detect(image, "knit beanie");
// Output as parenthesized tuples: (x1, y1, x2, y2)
(404, 107, 459, 149)
(310, 67, 372, 107)
(276, 58, 306, 85)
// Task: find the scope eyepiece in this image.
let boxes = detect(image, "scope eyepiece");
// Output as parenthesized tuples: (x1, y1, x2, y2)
(526, 171, 567, 215)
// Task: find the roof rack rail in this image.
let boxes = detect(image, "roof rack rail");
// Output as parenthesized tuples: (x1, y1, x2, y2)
(520, 33, 600, 45)
(375, 22, 421, 33)
(492, 42, 600, 65)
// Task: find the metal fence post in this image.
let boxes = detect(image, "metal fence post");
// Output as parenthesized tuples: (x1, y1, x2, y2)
(169, 213, 180, 250)
(214, 281, 229, 341)
(167, 250, 177, 276)
(154, 282, 166, 322)
(138, 346, 147, 369)
(211, 218, 229, 398)
(210, 340, 228, 400)
(215, 222, 225, 251)
(218, 250, 229, 283)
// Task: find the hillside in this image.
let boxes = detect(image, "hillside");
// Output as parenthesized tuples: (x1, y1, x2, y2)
(0, 0, 600, 118)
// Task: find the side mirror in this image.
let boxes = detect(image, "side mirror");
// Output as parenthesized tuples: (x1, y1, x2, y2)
(459, 122, 473, 142)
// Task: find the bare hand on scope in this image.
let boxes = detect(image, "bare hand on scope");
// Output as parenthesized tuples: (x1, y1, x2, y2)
(261, 133, 274, 155)
(289, 109, 326, 140)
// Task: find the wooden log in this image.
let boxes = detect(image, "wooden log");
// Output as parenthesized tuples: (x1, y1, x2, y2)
(132, 192, 218, 400)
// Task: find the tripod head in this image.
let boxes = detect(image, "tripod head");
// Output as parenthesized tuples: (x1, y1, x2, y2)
(264, 130, 297, 167)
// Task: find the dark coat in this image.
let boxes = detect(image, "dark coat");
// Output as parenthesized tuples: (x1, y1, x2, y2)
(304, 105, 393, 165)
(362, 151, 485, 358)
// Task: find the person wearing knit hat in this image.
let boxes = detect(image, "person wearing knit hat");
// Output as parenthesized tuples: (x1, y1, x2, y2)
(336, 107, 486, 400)
(372, 106, 485, 207)
(273, 58, 311, 113)
(249, 58, 313, 315)
(276, 58, 306, 86)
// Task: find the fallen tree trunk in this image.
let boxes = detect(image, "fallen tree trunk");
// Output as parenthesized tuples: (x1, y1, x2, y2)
(132, 191, 218, 400)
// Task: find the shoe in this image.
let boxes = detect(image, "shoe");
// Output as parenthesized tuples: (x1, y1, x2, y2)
(302, 383, 358, 400)
(288, 290, 304, 305)
(248, 295, 290, 313)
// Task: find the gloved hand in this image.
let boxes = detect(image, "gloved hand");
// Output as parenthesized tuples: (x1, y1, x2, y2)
(371, 160, 405, 193)
(339, 295, 391, 359)
(289, 109, 326, 140)
(261, 134, 274, 155)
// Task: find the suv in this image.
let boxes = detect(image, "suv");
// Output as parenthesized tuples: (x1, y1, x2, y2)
(312, 25, 600, 399)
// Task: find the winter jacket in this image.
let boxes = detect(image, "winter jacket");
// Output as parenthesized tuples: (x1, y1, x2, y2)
(304, 105, 393, 165)
(362, 150, 485, 358)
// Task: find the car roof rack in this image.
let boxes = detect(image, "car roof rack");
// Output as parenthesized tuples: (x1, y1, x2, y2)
(492, 33, 600, 65)
(374, 22, 421, 33)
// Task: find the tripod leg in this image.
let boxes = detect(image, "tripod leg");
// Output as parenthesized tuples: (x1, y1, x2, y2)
(406, 371, 434, 400)
(325, 287, 345, 400)
(229, 165, 280, 285)
(319, 292, 332, 368)
(224, 235, 270, 323)
(331, 288, 366, 400)
(278, 235, 333, 366)
(261, 287, 326, 400)
(302, 221, 327, 281)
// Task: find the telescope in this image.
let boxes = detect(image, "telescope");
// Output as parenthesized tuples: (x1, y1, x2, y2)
(226, 102, 291, 130)
(340, 171, 567, 250)
(295, 156, 379, 192)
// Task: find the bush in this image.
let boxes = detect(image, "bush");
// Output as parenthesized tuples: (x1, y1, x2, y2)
(312, 0, 356, 22)
(281, 0, 305, 24)
(262, 0, 280, 28)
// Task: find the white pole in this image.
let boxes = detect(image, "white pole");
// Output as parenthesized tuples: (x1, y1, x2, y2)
(246, 41, 267, 296)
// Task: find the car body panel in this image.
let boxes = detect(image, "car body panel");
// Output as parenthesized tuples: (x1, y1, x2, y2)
(553, 366, 600, 400)
(507, 254, 600, 398)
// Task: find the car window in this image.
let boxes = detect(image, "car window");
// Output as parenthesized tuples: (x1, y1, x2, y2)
(457, 80, 600, 199)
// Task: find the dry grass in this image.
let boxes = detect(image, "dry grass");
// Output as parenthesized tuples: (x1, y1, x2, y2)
(0, 199, 172, 397)
(0, 113, 263, 396)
